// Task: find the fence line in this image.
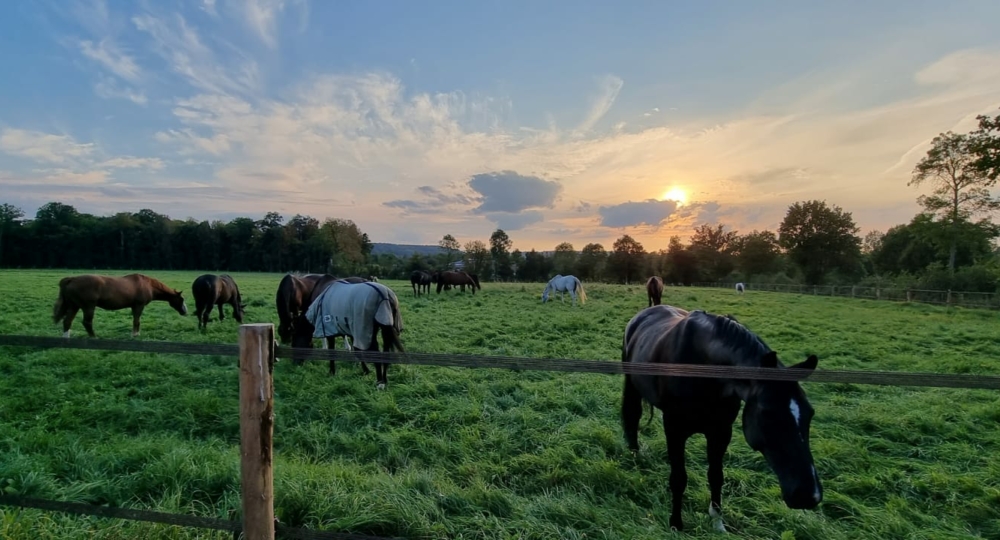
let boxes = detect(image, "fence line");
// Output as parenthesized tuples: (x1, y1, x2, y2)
(2, 334, 999, 390)
(693, 281, 1000, 309)
(3, 328, 1000, 538)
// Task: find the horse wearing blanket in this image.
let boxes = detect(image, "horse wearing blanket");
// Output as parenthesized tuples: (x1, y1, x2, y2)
(292, 280, 404, 389)
(621, 304, 822, 532)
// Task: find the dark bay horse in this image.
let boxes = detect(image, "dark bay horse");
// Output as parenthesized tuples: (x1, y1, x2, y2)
(435, 270, 477, 294)
(275, 273, 324, 345)
(646, 275, 664, 306)
(53, 273, 188, 338)
(192, 274, 246, 330)
(410, 270, 432, 296)
(621, 304, 821, 532)
(291, 280, 404, 389)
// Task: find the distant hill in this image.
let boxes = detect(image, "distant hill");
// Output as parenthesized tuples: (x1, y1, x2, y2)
(371, 243, 450, 258)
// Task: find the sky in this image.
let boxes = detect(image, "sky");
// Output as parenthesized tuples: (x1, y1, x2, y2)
(2, 0, 1000, 251)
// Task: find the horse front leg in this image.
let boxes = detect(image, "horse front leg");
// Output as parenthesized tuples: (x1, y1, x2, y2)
(217, 302, 225, 321)
(131, 305, 144, 337)
(665, 419, 689, 532)
(706, 426, 734, 533)
(321, 337, 336, 376)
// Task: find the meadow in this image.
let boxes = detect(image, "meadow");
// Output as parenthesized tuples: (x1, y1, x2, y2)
(0, 269, 998, 540)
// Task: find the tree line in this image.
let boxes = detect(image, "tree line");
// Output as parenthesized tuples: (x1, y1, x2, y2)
(3, 108, 1000, 292)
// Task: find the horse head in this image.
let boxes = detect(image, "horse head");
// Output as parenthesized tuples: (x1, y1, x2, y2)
(741, 352, 822, 510)
(234, 300, 247, 323)
(289, 314, 316, 349)
(168, 289, 188, 316)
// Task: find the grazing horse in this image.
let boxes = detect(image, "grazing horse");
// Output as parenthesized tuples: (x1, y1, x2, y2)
(435, 270, 477, 294)
(275, 273, 324, 345)
(646, 276, 664, 306)
(621, 305, 822, 532)
(541, 274, 587, 306)
(292, 280, 404, 389)
(191, 274, 246, 330)
(410, 270, 432, 296)
(368, 275, 379, 282)
(53, 273, 188, 338)
(735, 282, 745, 294)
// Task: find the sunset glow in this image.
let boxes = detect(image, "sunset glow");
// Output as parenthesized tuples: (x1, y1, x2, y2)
(662, 187, 688, 206)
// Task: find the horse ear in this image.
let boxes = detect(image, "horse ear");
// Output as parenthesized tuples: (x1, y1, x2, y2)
(760, 351, 778, 368)
(790, 354, 818, 371)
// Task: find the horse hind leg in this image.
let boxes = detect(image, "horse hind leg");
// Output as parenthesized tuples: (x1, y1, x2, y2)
(621, 375, 644, 452)
(62, 306, 80, 337)
(82, 306, 97, 338)
(664, 422, 690, 532)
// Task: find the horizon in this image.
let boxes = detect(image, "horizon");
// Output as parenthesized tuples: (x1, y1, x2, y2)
(2, 1, 1000, 252)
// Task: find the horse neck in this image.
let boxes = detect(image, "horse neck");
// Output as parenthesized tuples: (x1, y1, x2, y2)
(148, 278, 176, 301)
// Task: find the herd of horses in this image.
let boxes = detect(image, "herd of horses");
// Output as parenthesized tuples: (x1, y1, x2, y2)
(48, 270, 819, 533)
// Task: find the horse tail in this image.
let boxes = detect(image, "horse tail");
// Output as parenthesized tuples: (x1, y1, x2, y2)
(53, 277, 73, 323)
(275, 276, 293, 344)
(575, 278, 587, 304)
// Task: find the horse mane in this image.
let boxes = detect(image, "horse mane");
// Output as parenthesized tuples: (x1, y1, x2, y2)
(690, 310, 770, 364)
(140, 274, 180, 296)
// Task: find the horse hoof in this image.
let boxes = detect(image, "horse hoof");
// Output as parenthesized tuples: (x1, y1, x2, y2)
(377, 382, 386, 391)
(62, 331, 71, 338)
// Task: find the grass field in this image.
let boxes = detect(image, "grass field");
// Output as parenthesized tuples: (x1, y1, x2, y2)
(1, 269, 999, 540)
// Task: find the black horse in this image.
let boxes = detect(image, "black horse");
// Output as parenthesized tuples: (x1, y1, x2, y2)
(621, 304, 822, 532)
(410, 270, 432, 296)
(191, 274, 245, 330)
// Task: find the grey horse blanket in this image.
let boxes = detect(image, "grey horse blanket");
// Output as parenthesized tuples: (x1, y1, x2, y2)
(304, 281, 402, 350)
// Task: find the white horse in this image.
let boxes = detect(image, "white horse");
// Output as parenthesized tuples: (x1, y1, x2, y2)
(735, 282, 745, 294)
(541, 274, 588, 306)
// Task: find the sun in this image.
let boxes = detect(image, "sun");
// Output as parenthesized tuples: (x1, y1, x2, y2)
(661, 186, 688, 205)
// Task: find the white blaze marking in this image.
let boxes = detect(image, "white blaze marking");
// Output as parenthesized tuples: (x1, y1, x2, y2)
(790, 398, 801, 427)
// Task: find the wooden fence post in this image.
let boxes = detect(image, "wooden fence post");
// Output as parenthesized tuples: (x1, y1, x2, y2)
(947, 289, 952, 306)
(906, 289, 912, 303)
(238, 324, 276, 540)
(851, 286, 856, 298)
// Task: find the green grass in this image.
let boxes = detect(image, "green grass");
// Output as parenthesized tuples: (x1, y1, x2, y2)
(0, 269, 998, 539)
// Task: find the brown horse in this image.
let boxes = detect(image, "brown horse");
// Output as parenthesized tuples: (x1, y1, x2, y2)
(192, 274, 246, 330)
(275, 273, 324, 345)
(53, 273, 188, 338)
(646, 275, 664, 307)
(435, 270, 477, 294)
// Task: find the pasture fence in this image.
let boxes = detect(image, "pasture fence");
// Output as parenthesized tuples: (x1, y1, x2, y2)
(693, 281, 1000, 310)
(2, 328, 1000, 539)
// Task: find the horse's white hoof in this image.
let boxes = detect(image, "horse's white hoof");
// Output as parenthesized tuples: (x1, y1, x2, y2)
(709, 505, 726, 533)
(62, 331, 70, 338)
(376, 382, 386, 391)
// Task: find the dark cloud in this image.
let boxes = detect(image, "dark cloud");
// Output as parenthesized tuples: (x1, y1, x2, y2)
(484, 210, 544, 231)
(467, 170, 562, 214)
(382, 184, 478, 214)
(597, 199, 679, 228)
(575, 201, 592, 213)
(677, 200, 724, 225)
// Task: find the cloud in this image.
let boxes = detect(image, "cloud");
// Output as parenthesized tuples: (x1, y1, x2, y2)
(79, 39, 141, 81)
(0, 129, 95, 164)
(576, 74, 624, 133)
(99, 157, 165, 170)
(597, 199, 679, 228)
(239, 0, 290, 48)
(484, 210, 545, 231)
(94, 76, 147, 105)
(467, 171, 562, 214)
(382, 185, 479, 214)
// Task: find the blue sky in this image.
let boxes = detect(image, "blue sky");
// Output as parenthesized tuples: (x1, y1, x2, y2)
(2, 0, 1000, 250)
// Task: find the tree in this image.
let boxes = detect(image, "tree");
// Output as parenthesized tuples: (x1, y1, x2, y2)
(576, 243, 607, 281)
(439, 234, 460, 264)
(489, 229, 513, 280)
(734, 230, 781, 281)
(608, 235, 646, 283)
(909, 131, 1000, 273)
(462, 240, 491, 276)
(778, 200, 862, 285)
(520, 249, 553, 282)
(688, 224, 739, 280)
(552, 242, 577, 275)
(969, 107, 1000, 182)
(0, 203, 24, 267)
(664, 236, 699, 285)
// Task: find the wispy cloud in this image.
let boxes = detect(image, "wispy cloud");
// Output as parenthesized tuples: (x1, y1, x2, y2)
(79, 39, 141, 81)
(0, 129, 95, 164)
(575, 74, 624, 134)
